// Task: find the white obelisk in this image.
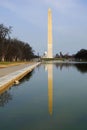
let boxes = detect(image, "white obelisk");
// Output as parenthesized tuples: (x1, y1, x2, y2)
(48, 8, 53, 58)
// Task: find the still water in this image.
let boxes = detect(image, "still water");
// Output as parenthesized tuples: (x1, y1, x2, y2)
(0, 63, 87, 130)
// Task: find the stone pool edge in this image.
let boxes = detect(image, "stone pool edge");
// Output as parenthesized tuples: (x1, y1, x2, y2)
(0, 62, 41, 94)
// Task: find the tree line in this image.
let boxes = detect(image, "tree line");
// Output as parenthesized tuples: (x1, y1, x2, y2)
(0, 24, 37, 62)
(55, 49, 87, 60)
(74, 49, 87, 60)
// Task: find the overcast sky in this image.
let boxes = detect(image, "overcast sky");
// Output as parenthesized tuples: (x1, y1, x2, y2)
(0, 0, 87, 55)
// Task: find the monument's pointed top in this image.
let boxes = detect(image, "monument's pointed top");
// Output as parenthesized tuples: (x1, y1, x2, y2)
(48, 8, 51, 12)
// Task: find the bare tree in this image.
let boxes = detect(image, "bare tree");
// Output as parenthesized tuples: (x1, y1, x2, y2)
(0, 24, 12, 61)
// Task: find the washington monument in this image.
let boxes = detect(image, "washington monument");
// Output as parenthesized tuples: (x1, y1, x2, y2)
(48, 8, 53, 58)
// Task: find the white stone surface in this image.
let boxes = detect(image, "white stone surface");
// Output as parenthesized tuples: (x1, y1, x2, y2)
(0, 62, 40, 88)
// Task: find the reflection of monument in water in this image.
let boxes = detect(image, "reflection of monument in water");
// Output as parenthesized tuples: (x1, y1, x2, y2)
(44, 64, 53, 115)
(47, 64, 53, 115)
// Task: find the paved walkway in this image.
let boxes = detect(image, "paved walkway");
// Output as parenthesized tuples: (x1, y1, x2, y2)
(0, 62, 40, 93)
(0, 63, 34, 77)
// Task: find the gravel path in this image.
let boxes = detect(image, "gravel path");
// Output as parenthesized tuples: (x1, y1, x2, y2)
(0, 63, 34, 77)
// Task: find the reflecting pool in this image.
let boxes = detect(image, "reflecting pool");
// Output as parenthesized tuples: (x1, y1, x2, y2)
(0, 63, 87, 130)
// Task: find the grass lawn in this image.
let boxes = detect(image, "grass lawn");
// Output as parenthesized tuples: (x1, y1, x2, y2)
(0, 61, 31, 68)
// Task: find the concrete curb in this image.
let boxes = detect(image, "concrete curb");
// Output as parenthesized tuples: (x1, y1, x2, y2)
(0, 62, 41, 94)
